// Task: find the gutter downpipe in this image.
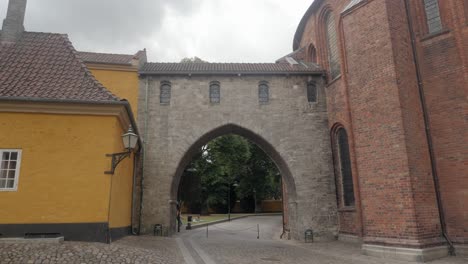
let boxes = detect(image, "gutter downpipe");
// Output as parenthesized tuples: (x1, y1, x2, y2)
(131, 152, 138, 235)
(137, 76, 150, 235)
(403, 0, 455, 256)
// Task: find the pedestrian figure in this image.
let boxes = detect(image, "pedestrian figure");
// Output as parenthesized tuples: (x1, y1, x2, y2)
(176, 202, 182, 232)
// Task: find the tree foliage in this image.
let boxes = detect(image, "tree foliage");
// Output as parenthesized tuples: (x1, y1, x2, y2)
(178, 135, 281, 214)
(180, 56, 208, 63)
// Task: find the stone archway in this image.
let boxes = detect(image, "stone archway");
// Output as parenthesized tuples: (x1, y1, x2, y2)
(169, 123, 298, 235)
(138, 74, 338, 241)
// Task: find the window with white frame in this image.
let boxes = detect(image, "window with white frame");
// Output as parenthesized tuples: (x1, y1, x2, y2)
(0, 150, 22, 191)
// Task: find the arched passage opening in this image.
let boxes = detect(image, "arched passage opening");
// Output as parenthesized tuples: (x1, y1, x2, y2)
(169, 124, 297, 235)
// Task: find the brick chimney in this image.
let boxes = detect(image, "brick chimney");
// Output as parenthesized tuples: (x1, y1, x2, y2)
(1, 0, 27, 43)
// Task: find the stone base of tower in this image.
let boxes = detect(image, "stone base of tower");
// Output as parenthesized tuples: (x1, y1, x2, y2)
(454, 244, 468, 256)
(362, 237, 449, 262)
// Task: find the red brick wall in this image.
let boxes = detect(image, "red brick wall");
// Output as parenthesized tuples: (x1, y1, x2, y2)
(342, 0, 429, 245)
(299, 0, 362, 237)
(296, 0, 467, 247)
(408, 0, 468, 244)
(385, 0, 442, 243)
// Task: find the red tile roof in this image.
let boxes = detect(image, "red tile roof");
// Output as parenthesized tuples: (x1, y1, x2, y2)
(0, 32, 119, 102)
(78, 51, 136, 66)
(140, 62, 322, 75)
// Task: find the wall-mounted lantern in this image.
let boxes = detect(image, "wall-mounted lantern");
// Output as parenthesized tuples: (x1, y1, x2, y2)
(105, 126, 139, 174)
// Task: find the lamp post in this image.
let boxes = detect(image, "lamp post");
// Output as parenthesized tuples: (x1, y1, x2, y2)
(105, 126, 139, 174)
(228, 182, 238, 221)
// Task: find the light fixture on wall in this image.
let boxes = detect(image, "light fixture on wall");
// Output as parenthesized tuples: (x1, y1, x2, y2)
(105, 126, 139, 175)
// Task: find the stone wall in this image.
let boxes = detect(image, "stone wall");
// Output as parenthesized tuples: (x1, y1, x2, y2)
(137, 74, 338, 240)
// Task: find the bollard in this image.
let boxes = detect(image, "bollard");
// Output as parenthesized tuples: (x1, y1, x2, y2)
(305, 229, 313, 243)
(153, 224, 163, 236)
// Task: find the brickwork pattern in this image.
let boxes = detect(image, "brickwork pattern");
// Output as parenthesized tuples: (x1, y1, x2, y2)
(295, 0, 467, 250)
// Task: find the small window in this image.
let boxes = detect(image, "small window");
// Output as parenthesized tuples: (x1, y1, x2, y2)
(307, 44, 317, 63)
(209, 81, 220, 104)
(258, 81, 269, 103)
(423, 0, 443, 34)
(325, 12, 341, 79)
(160, 81, 171, 104)
(0, 149, 22, 191)
(335, 128, 355, 207)
(307, 81, 317, 103)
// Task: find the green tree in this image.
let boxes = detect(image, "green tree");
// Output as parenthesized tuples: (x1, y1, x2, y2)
(180, 57, 208, 63)
(178, 134, 281, 214)
(237, 143, 281, 212)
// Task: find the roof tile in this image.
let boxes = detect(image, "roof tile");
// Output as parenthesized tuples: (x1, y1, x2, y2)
(141, 62, 321, 75)
(0, 32, 119, 102)
(78, 51, 135, 65)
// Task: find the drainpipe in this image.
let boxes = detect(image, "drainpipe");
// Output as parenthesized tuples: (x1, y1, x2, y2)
(131, 152, 138, 235)
(403, 0, 455, 256)
(137, 76, 150, 234)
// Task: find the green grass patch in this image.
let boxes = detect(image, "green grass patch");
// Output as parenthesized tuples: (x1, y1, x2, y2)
(181, 214, 251, 225)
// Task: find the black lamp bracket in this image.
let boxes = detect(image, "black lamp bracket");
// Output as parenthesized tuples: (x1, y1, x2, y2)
(105, 151, 131, 175)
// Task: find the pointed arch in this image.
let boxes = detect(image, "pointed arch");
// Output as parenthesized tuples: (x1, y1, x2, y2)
(170, 123, 297, 202)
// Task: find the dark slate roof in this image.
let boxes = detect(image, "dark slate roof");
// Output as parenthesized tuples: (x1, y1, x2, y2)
(78, 51, 137, 65)
(0, 32, 119, 102)
(276, 46, 307, 63)
(140, 62, 322, 75)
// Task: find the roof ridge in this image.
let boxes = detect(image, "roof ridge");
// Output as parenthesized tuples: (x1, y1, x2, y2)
(60, 34, 120, 101)
(78, 50, 135, 57)
(145, 62, 285, 65)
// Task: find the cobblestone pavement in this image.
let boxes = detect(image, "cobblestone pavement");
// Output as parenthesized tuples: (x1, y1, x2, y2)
(1, 216, 466, 264)
(175, 215, 467, 264)
(0, 236, 184, 264)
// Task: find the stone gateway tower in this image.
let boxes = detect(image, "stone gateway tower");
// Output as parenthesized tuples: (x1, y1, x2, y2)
(137, 62, 339, 241)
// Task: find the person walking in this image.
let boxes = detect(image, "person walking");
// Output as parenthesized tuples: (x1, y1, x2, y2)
(176, 202, 182, 232)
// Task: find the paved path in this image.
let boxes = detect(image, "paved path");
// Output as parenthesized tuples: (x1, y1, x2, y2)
(1, 216, 466, 263)
(174, 215, 466, 264)
(0, 236, 185, 264)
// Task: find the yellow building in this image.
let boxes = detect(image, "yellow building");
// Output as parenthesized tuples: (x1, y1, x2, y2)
(0, 1, 141, 243)
(78, 50, 146, 119)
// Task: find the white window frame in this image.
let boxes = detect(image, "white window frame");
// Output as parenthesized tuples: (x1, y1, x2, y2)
(0, 149, 22, 192)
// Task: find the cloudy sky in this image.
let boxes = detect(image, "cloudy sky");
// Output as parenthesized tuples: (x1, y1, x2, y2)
(0, 0, 313, 62)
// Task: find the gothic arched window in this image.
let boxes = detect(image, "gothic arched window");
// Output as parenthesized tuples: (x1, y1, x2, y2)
(324, 12, 341, 79)
(258, 81, 269, 103)
(209, 81, 220, 104)
(160, 81, 171, 104)
(334, 128, 355, 207)
(423, 0, 442, 34)
(307, 81, 317, 103)
(307, 44, 317, 64)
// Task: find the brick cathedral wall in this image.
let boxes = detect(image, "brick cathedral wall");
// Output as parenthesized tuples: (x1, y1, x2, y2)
(342, 0, 421, 243)
(408, 0, 468, 244)
(294, 0, 467, 245)
(384, 0, 442, 242)
(299, 0, 361, 237)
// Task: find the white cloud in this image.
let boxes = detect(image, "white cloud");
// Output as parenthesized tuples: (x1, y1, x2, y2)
(0, 0, 313, 62)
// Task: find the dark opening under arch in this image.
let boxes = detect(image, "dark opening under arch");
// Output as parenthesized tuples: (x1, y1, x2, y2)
(169, 123, 297, 233)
